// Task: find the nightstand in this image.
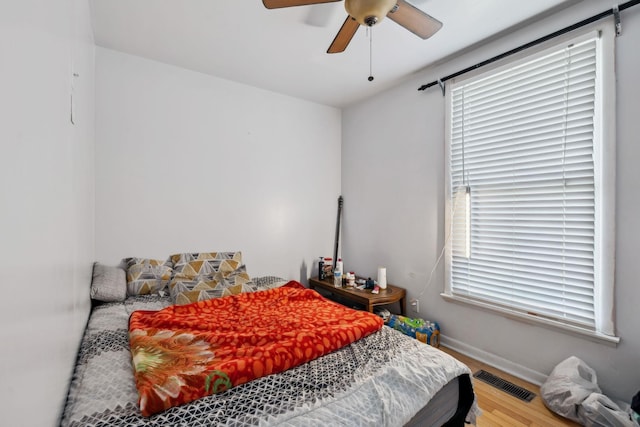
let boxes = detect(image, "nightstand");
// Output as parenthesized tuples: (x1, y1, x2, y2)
(308, 276, 406, 316)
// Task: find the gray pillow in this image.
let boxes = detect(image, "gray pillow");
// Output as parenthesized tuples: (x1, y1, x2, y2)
(253, 276, 288, 290)
(90, 263, 127, 302)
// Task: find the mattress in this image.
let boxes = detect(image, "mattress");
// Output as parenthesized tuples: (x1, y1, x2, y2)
(61, 281, 476, 426)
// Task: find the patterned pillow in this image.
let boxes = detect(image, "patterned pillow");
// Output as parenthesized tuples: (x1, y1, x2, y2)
(170, 265, 256, 305)
(170, 252, 243, 279)
(124, 258, 172, 296)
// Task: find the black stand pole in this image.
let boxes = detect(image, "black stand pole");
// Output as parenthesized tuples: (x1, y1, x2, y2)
(333, 196, 343, 271)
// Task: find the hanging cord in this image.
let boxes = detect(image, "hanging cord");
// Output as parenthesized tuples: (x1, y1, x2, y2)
(368, 27, 374, 82)
(416, 185, 464, 301)
(417, 92, 468, 301)
(461, 90, 466, 187)
(560, 47, 571, 302)
(417, 232, 448, 301)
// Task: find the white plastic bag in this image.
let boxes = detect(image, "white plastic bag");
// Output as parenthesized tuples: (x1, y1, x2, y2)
(541, 356, 639, 426)
(541, 356, 600, 422)
(580, 394, 638, 427)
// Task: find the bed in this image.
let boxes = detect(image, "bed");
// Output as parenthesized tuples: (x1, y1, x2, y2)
(60, 255, 477, 427)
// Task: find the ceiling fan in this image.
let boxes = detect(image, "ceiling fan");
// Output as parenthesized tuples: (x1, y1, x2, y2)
(262, 0, 442, 54)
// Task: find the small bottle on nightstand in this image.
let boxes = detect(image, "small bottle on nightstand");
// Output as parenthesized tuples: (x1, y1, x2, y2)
(333, 270, 342, 288)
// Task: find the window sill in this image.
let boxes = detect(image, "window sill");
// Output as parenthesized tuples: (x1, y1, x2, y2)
(440, 293, 620, 347)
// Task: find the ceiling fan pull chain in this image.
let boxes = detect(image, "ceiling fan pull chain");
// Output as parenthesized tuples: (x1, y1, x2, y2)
(368, 27, 374, 82)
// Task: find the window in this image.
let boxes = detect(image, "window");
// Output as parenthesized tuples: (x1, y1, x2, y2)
(443, 27, 617, 342)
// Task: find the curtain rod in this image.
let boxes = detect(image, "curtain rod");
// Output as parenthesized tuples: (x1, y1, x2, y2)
(418, 0, 640, 92)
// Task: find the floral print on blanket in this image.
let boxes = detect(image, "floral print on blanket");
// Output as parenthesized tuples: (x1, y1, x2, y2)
(130, 330, 221, 413)
(129, 281, 383, 416)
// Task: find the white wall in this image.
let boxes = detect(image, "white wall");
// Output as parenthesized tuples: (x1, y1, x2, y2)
(0, 0, 95, 426)
(342, 0, 640, 402)
(95, 48, 341, 281)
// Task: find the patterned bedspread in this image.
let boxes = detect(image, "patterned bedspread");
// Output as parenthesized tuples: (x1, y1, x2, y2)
(61, 277, 475, 427)
(129, 281, 383, 416)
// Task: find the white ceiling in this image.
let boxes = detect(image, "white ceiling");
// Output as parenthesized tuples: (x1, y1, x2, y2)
(90, 0, 578, 108)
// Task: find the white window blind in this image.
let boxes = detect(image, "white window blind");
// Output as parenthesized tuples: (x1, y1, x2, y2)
(445, 31, 616, 337)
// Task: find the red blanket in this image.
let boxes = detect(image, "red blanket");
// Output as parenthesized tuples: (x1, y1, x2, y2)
(129, 281, 383, 416)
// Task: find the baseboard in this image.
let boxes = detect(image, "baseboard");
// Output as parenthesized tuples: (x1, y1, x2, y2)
(440, 335, 548, 386)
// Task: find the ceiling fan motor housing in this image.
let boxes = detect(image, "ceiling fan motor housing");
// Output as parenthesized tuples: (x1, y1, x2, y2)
(364, 16, 379, 26)
(345, 0, 398, 26)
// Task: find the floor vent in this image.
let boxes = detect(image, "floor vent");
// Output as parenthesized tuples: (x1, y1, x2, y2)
(473, 370, 536, 402)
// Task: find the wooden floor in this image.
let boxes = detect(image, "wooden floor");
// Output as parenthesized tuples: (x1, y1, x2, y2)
(439, 347, 579, 427)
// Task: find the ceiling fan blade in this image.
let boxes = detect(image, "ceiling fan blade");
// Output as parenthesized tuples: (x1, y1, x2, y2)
(262, 0, 341, 9)
(327, 16, 359, 54)
(387, 0, 442, 39)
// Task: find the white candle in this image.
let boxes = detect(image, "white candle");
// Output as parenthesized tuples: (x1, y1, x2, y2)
(377, 267, 387, 289)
